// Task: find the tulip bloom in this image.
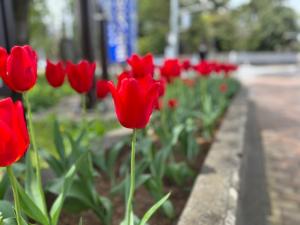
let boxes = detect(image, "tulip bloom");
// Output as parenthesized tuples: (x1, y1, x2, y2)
(194, 60, 212, 77)
(220, 63, 238, 76)
(182, 78, 195, 87)
(160, 59, 181, 83)
(168, 99, 178, 109)
(96, 79, 110, 99)
(66, 60, 96, 94)
(0, 47, 7, 77)
(209, 61, 221, 74)
(127, 53, 154, 78)
(219, 83, 228, 94)
(0, 45, 37, 92)
(154, 99, 163, 111)
(45, 60, 66, 88)
(181, 59, 191, 71)
(158, 78, 167, 97)
(0, 98, 29, 167)
(108, 72, 161, 129)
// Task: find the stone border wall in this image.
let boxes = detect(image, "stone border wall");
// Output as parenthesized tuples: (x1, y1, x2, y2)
(177, 88, 249, 225)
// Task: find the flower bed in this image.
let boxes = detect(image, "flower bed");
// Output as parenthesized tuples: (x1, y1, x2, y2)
(0, 48, 239, 225)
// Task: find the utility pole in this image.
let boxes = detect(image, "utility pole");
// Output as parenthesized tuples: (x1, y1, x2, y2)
(165, 0, 213, 58)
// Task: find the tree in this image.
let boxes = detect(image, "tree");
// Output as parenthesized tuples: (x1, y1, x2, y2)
(138, 0, 170, 54)
(234, 0, 299, 51)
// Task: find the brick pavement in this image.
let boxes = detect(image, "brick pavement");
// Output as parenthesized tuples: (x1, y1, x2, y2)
(247, 76, 300, 225)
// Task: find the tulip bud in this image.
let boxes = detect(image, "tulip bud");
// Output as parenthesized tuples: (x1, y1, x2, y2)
(0, 98, 29, 167)
(96, 79, 110, 99)
(45, 60, 66, 88)
(127, 53, 154, 78)
(108, 72, 161, 129)
(1, 45, 37, 92)
(160, 59, 181, 83)
(66, 60, 95, 94)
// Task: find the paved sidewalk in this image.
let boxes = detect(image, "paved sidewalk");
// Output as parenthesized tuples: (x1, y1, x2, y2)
(246, 75, 300, 225)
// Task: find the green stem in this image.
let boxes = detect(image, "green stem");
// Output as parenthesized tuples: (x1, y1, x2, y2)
(125, 129, 137, 225)
(161, 102, 169, 139)
(24, 93, 47, 215)
(81, 94, 87, 117)
(7, 166, 22, 225)
(81, 94, 88, 130)
(200, 77, 207, 104)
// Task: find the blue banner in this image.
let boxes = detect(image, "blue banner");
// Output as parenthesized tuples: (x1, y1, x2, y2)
(99, 0, 137, 64)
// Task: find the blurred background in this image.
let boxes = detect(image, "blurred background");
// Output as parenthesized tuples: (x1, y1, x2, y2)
(1, 0, 300, 68)
(1, 2, 300, 224)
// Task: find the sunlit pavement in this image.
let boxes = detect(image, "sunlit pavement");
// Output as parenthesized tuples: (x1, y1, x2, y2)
(239, 64, 300, 225)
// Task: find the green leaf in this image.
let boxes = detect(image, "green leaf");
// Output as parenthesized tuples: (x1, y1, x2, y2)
(78, 217, 83, 225)
(171, 125, 184, 146)
(139, 193, 171, 225)
(53, 119, 66, 161)
(50, 165, 76, 225)
(166, 162, 195, 186)
(0, 174, 9, 199)
(16, 181, 49, 225)
(92, 150, 107, 173)
(50, 152, 90, 225)
(0, 200, 14, 218)
(44, 153, 65, 176)
(107, 142, 124, 181)
(161, 199, 175, 219)
(24, 153, 47, 215)
(2, 218, 17, 225)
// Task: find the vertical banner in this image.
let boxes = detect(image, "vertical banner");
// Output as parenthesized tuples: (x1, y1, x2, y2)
(99, 0, 137, 64)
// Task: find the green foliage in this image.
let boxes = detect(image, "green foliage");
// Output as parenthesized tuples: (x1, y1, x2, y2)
(46, 120, 113, 225)
(28, 75, 73, 113)
(33, 116, 120, 156)
(138, 0, 169, 54)
(140, 0, 299, 53)
(29, 0, 58, 57)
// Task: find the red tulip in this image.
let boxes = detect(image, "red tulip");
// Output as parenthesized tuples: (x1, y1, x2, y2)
(154, 99, 163, 111)
(158, 78, 167, 97)
(220, 63, 238, 76)
(96, 79, 110, 99)
(1, 45, 37, 92)
(160, 59, 181, 83)
(45, 60, 66, 88)
(168, 99, 178, 109)
(127, 53, 154, 78)
(0, 98, 29, 167)
(182, 78, 195, 87)
(66, 60, 95, 94)
(0, 47, 7, 78)
(219, 83, 228, 94)
(194, 60, 212, 77)
(108, 71, 161, 129)
(209, 61, 221, 74)
(181, 59, 191, 71)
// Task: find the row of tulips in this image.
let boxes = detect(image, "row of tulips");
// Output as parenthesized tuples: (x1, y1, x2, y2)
(0, 45, 238, 225)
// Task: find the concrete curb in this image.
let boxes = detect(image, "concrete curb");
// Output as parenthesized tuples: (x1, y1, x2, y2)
(177, 88, 248, 225)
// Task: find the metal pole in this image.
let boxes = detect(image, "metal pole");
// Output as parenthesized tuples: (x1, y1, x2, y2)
(0, 0, 21, 101)
(168, 0, 179, 57)
(79, 0, 96, 109)
(97, 5, 109, 80)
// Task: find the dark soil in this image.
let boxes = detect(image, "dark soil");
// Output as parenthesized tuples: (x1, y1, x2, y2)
(59, 137, 212, 225)
(57, 80, 238, 225)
